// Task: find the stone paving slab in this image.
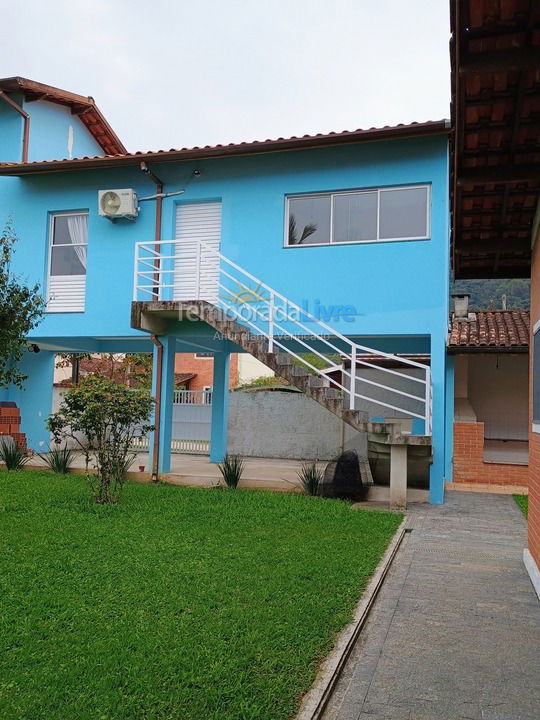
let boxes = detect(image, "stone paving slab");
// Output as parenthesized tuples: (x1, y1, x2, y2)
(322, 492, 540, 720)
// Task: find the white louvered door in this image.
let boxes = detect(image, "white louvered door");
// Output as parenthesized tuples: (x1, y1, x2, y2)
(173, 202, 221, 302)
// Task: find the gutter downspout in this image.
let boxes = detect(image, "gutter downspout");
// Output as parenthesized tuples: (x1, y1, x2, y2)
(150, 335, 163, 483)
(140, 162, 165, 483)
(0, 91, 29, 163)
(140, 161, 163, 289)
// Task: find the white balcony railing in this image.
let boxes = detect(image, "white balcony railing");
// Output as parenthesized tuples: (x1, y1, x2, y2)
(134, 239, 432, 435)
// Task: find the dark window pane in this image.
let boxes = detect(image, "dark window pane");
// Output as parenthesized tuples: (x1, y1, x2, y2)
(52, 214, 88, 245)
(288, 196, 331, 245)
(379, 187, 428, 239)
(51, 245, 86, 276)
(333, 192, 377, 243)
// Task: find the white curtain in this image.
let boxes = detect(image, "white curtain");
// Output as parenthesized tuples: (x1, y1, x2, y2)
(67, 215, 87, 270)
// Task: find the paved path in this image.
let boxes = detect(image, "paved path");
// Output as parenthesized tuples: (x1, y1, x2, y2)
(323, 492, 540, 720)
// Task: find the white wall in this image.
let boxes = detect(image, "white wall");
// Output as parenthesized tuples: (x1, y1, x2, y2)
(467, 354, 529, 441)
(237, 354, 274, 385)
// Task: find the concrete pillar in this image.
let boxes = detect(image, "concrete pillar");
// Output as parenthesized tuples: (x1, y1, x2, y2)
(8, 349, 55, 453)
(444, 355, 455, 485)
(210, 351, 230, 462)
(428, 332, 447, 504)
(150, 336, 176, 474)
(390, 443, 408, 511)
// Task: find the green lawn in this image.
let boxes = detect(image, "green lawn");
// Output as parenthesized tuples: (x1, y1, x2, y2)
(0, 471, 402, 720)
(514, 494, 528, 517)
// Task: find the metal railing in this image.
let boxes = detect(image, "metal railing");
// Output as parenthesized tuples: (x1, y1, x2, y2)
(173, 389, 212, 405)
(134, 239, 432, 435)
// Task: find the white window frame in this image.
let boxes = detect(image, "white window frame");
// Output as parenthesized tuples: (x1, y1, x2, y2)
(284, 184, 431, 248)
(46, 210, 89, 313)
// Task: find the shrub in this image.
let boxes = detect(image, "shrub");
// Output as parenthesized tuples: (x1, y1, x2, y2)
(46, 375, 154, 504)
(218, 453, 244, 489)
(0, 436, 30, 470)
(297, 461, 323, 496)
(39, 444, 76, 474)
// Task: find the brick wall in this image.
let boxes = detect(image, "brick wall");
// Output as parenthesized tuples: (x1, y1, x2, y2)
(453, 421, 528, 486)
(174, 353, 239, 391)
(0, 406, 27, 450)
(529, 433, 540, 566)
(529, 231, 540, 569)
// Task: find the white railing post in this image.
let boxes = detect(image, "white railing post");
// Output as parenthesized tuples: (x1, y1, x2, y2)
(424, 366, 432, 436)
(268, 292, 275, 352)
(196, 242, 202, 300)
(349, 346, 356, 410)
(133, 243, 139, 301)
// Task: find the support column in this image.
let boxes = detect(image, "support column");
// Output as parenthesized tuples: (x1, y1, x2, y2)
(444, 355, 455, 485)
(8, 349, 55, 453)
(389, 444, 407, 511)
(428, 331, 447, 504)
(210, 351, 230, 463)
(150, 336, 176, 475)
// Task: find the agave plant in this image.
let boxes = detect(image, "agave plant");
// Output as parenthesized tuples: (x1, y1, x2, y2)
(297, 461, 323, 496)
(0, 436, 30, 470)
(39, 444, 76, 474)
(218, 453, 245, 489)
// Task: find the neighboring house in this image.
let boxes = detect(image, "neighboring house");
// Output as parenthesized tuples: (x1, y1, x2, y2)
(449, 304, 529, 487)
(173, 352, 273, 391)
(0, 75, 452, 503)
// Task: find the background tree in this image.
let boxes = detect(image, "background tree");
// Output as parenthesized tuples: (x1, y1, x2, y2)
(0, 221, 45, 388)
(452, 278, 530, 309)
(55, 352, 153, 388)
(47, 375, 154, 504)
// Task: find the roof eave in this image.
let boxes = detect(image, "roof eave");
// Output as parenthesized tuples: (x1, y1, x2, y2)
(447, 345, 529, 354)
(0, 76, 126, 157)
(0, 119, 450, 176)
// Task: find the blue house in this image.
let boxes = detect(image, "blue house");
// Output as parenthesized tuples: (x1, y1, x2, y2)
(0, 77, 452, 504)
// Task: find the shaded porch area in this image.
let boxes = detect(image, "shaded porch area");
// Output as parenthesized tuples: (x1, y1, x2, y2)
(449, 307, 529, 488)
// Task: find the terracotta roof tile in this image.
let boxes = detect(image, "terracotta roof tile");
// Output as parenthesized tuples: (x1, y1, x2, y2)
(0, 119, 450, 175)
(448, 310, 529, 350)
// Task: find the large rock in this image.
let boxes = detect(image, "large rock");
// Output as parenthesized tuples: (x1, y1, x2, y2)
(319, 449, 368, 501)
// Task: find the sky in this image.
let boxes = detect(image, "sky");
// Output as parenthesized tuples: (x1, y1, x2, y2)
(1, 0, 451, 154)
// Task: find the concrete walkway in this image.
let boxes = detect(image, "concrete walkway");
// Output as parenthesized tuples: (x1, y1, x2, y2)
(323, 492, 540, 720)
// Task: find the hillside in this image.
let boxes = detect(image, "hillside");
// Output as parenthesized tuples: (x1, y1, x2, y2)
(452, 278, 530, 310)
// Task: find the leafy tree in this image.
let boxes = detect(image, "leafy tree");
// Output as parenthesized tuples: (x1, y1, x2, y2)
(288, 215, 317, 245)
(55, 352, 153, 388)
(47, 375, 154, 504)
(452, 278, 530, 310)
(0, 221, 45, 388)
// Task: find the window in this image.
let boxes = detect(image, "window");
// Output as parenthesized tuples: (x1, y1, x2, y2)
(533, 325, 540, 433)
(47, 212, 88, 312)
(285, 185, 430, 246)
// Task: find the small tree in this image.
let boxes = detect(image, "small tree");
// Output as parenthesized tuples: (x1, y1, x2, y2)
(47, 375, 154, 504)
(0, 221, 45, 388)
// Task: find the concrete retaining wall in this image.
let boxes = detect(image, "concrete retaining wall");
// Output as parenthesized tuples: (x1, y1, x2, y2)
(228, 390, 367, 460)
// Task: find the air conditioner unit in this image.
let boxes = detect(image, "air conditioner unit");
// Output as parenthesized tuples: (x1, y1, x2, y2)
(98, 189, 139, 220)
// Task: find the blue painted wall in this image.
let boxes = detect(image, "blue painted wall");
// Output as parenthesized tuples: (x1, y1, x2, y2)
(2, 135, 449, 342)
(0, 130, 451, 499)
(0, 94, 24, 163)
(0, 96, 104, 164)
(24, 99, 104, 162)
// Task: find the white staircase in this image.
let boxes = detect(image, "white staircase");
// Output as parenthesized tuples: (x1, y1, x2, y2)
(133, 239, 432, 440)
